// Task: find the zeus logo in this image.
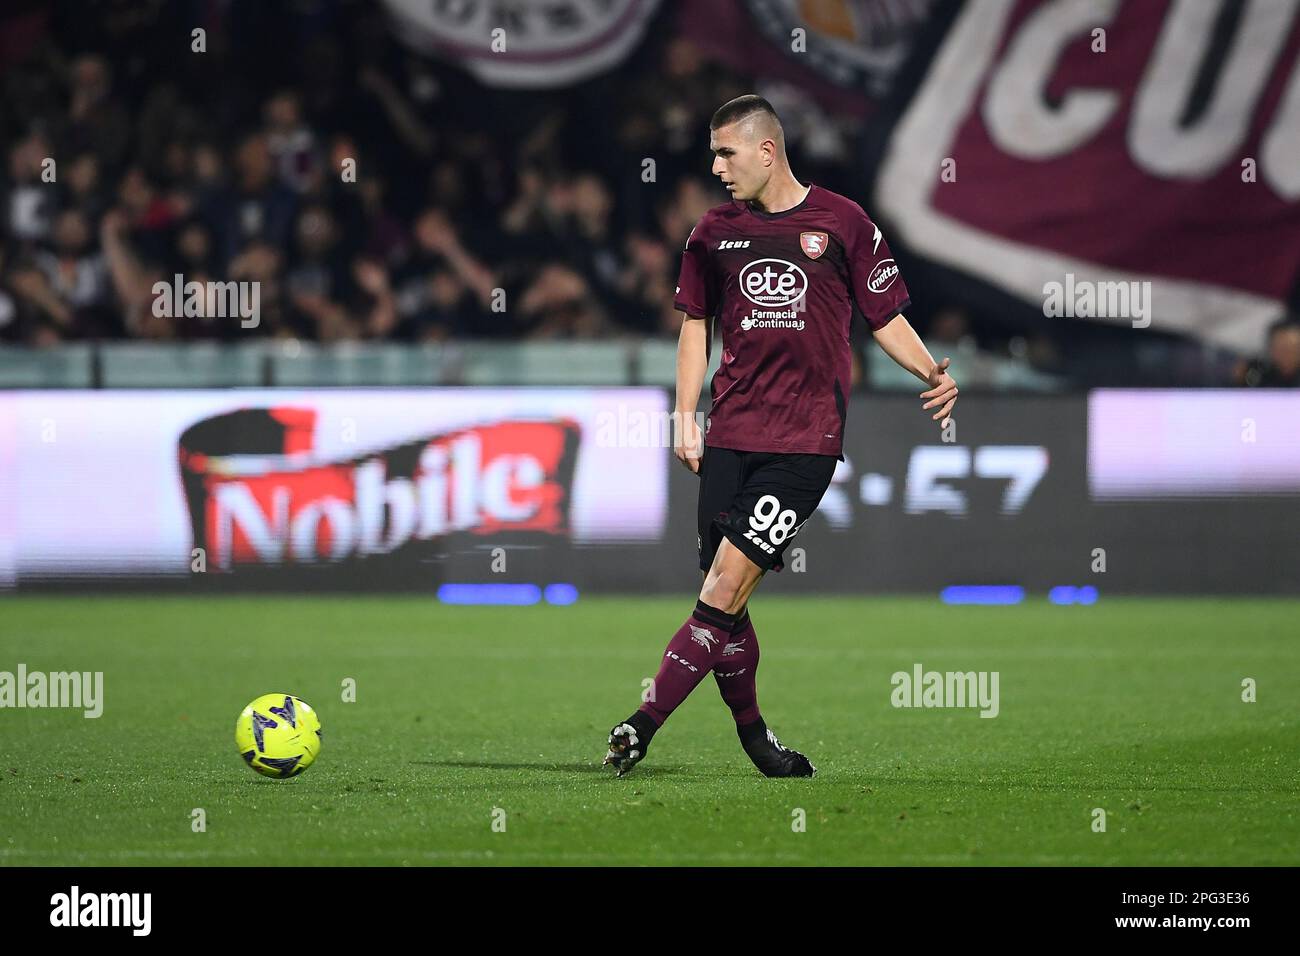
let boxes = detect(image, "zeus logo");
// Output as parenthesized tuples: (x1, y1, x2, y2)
(743, 529, 777, 554)
(665, 650, 698, 673)
(739, 258, 808, 307)
(718, 239, 751, 249)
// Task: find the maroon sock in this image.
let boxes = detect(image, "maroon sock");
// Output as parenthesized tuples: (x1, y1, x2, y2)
(637, 600, 737, 727)
(713, 606, 761, 726)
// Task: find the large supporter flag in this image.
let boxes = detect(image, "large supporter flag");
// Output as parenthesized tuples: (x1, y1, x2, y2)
(678, 0, 939, 117)
(876, 0, 1300, 351)
(382, 0, 660, 88)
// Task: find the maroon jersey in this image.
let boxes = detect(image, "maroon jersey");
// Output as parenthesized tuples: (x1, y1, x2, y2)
(673, 183, 910, 460)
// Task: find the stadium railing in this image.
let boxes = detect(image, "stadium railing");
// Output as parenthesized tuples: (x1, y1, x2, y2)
(0, 341, 1064, 390)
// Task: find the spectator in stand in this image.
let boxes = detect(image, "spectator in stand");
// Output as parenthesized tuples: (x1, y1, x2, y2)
(33, 207, 112, 335)
(0, 1, 887, 351)
(1237, 317, 1300, 388)
(6, 131, 54, 244)
(211, 134, 297, 271)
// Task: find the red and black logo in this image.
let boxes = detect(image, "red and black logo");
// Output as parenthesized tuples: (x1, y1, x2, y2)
(179, 408, 580, 570)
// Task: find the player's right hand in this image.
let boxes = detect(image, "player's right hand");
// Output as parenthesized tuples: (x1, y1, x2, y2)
(674, 410, 703, 474)
(921, 356, 959, 425)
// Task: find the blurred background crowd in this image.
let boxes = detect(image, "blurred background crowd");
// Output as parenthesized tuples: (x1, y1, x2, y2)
(1, 1, 742, 347)
(0, 0, 1295, 389)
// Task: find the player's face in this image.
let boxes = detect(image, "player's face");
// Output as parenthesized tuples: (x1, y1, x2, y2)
(710, 123, 768, 202)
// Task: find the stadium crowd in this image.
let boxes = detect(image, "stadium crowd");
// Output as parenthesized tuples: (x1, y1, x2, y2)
(0, 0, 1294, 387)
(0, 1, 866, 349)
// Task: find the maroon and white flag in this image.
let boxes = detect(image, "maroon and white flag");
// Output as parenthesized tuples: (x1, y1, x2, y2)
(876, 0, 1300, 351)
(383, 0, 660, 88)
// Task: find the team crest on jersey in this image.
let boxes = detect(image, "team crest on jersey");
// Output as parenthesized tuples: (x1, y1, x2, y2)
(799, 231, 828, 259)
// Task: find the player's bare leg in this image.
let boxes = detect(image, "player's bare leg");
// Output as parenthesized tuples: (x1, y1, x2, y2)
(698, 535, 764, 614)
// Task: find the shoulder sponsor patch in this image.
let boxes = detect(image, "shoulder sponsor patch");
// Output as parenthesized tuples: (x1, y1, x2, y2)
(867, 258, 899, 293)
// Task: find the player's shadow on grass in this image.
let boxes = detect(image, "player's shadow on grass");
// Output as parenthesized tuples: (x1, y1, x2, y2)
(412, 759, 684, 776)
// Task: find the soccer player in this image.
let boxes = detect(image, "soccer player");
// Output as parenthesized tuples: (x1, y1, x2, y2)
(603, 95, 958, 777)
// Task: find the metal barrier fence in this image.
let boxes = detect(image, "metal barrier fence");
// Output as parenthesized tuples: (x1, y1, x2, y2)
(0, 341, 1064, 391)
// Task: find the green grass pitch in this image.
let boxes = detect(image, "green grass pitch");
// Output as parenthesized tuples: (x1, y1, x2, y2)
(1, 595, 1296, 866)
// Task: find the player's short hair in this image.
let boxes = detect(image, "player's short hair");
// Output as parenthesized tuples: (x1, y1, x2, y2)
(710, 94, 781, 135)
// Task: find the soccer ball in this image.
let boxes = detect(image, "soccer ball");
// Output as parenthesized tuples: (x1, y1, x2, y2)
(235, 693, 322, 778)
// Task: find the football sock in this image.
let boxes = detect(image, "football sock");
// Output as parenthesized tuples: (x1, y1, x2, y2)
(737, 715, 784, 770)
(636, 599, 737, 729)
(713, 605, 761, 726)
(737, 715, 771, 749)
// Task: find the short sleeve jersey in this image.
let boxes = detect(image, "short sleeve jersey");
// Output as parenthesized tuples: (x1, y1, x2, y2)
(673, 183, 911, 460)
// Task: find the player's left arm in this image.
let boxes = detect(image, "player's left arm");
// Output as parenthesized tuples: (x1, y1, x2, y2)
(872, 315, 958, 424)
(844, 204, 957, 426)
